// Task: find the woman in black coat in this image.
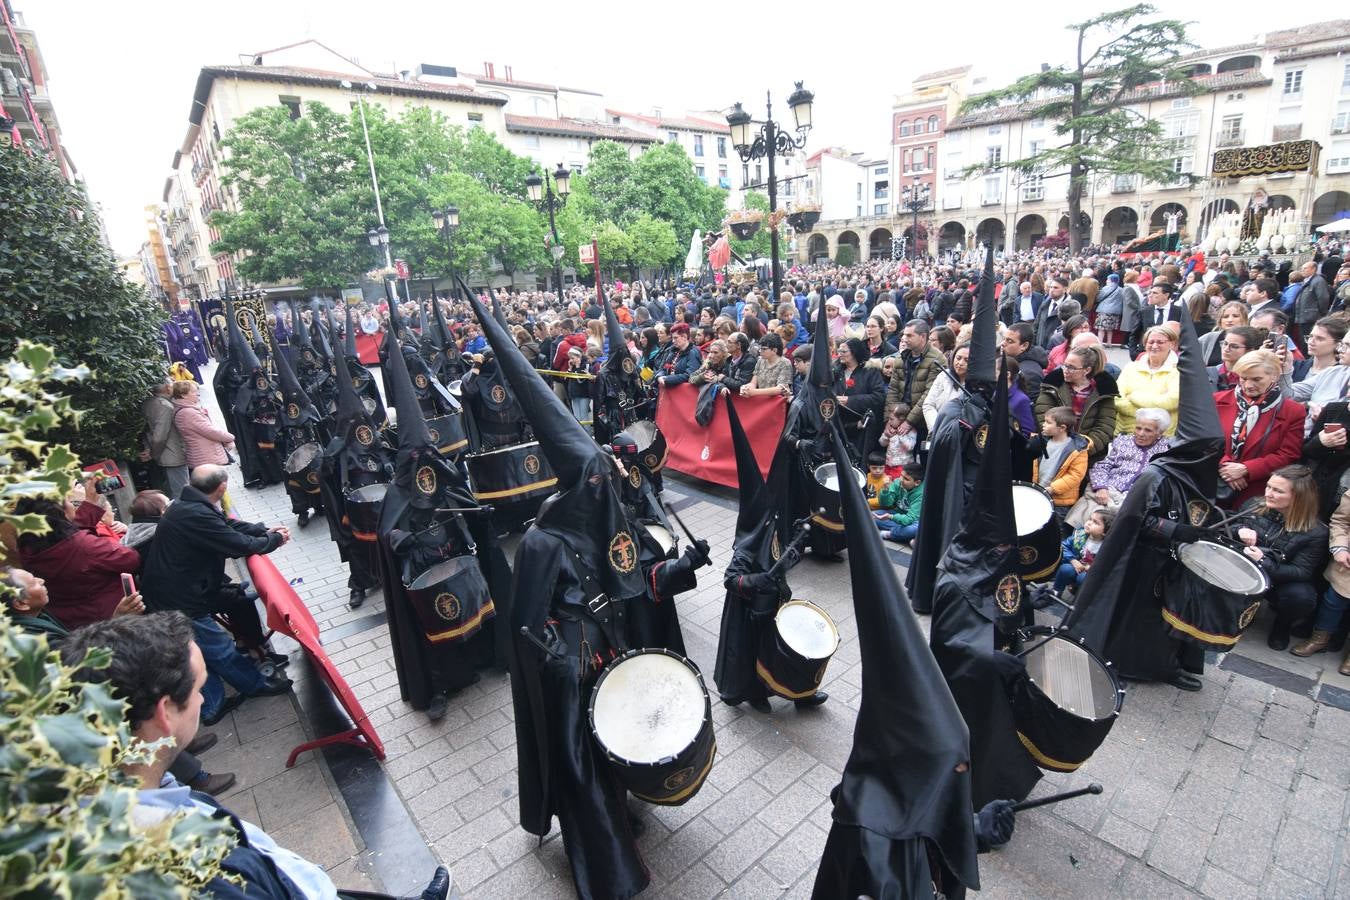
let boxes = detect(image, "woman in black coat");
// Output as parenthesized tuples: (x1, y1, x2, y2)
(1232, 464, 1330, 650)
(1304, 408, 1350, 521)
(833, 337, 886, 462)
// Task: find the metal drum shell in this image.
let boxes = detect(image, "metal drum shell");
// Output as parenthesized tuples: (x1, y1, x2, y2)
(425, 413, 469, 457)
(1012, 481, 1061, 582)
(756, 600, 839, 700)
(344, 483, 388, 542)
(284, 442, 323, 494)
(1161, 541, 1269, 650)
(810, 464, 865, 533)
(1010, 627, 1122, 773)
(465, 442, 558, 505)
(588, 648, 716, 806)
(628, 420, 669, 474)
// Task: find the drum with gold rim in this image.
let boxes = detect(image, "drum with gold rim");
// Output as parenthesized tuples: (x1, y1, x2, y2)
(628, 420, 668, 474)
(588, 648, 715, 806)
(405, 555, 495, 644)
(1012, 481, 1060, 582)
(1162, 541, 1269, 649)
(756, 600, 839, 700)
(284, 442, 323, 494)
(1010, 626, 1122, 773)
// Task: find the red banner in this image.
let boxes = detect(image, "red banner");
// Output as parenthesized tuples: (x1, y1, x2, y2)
(244, 553, 386, 767)
(654, 385, 787, 489)
(355, 330, 384, 365)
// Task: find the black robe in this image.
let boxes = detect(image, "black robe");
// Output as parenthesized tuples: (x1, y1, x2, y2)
(212, 364, 271, 486)
(906, 390, 987, 613)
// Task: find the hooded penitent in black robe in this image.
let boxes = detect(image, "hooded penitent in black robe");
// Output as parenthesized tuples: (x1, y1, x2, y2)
(269, 330, 328, 519)
(1062, 312, 1222, 682)
(594, 289, 645, 445)
(784, 284, 846, 557)
(336, 302, 388, 429)
(813, 423, 981, 900)
(930, 360, 1042, 810)
(375, 321, 508, 714)
(908, 246, 999, 614)
(714, 393, 797, 705)
(320, 303, 394, 595)
(468, 290, 652, 900)
(455, 278, 527, 453)
(213, 298, 280, 487)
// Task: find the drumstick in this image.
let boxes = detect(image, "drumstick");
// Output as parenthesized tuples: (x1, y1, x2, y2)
(663, 503, 710, 565)
(1011, 783, 1103, 812)
(519, 626, 564, 660)
(1204, 509, 1248, 531)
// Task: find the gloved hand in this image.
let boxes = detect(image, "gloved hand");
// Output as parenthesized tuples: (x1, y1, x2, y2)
(690, 539, 711, 566)
(1024, 433, 1046, 458)
(989, 650, 1026, 682)
(1026, 585, 1058, 611)
(974, 799, 1017, 852)
(739, 572, 778, 594)
(1170, 522, 1207, 544)
(780, 546, 802, 571)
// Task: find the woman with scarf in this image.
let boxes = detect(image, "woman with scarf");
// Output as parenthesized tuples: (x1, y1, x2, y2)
(1230, 465, 1328, 650)
(834, 337, 886, 460)
(1215, 349, 1305, 509)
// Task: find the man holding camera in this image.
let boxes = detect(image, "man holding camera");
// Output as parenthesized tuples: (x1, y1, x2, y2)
(141, 464, 294, 725)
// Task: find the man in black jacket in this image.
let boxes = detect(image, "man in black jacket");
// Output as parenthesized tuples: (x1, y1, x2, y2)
(141, 465, 293, 723)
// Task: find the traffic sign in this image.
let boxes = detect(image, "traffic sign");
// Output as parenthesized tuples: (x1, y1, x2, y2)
(394, 259, 410, 279)
(579, 244, 595, 265)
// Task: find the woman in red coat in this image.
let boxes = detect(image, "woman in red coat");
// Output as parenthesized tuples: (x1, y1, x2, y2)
(1214, 349, 1306, 508)
(14, 480, 142, 629)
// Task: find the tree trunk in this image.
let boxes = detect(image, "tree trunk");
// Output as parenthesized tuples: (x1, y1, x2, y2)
(1067, 164, 1085, 255)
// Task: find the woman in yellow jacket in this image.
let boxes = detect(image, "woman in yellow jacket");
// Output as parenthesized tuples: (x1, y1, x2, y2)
(1114, 325, 1179, 435)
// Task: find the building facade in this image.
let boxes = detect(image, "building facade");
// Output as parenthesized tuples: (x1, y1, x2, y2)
(0, 2, 75, 178)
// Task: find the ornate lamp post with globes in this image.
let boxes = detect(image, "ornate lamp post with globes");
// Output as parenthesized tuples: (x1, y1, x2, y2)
(900, 174, 931, 261)
(725, 83, 814, 299)
(526, 164, 571, 292)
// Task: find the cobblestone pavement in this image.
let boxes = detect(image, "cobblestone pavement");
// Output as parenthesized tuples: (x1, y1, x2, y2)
(207, 363, 1350, 899)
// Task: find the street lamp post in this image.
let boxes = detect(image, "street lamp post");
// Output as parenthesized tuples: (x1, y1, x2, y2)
(900, 174, 931, 262)
(726, 83, 814, 300)
(366, 225, 390, 269)
(344, 80, 393, 269)
(431, 205, 461, 280)
(526, 165, 571, 293)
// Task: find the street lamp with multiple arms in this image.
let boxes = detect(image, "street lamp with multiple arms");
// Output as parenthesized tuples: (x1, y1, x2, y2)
(526, 164, 571, 292)
(901, 175, 931, 261)
(726, 82, 814, 299)
(431, 205, 460, 276)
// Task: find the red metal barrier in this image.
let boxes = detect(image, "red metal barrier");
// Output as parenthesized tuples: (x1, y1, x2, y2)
(654, 385, 786, 489)
(244, 553, 386, 767)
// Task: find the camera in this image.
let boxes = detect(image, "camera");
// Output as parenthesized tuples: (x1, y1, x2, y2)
(94, 473, 124, 494)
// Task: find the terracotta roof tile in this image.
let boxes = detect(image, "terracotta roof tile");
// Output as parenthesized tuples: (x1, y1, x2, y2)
(503, 114, 655, 143)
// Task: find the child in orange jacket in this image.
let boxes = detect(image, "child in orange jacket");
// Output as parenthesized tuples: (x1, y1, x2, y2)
(1033, 406, 1089, 515)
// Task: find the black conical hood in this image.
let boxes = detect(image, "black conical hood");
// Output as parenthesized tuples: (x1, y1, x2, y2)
(421, 299, 443, 351)
(458, 273, 598, 485)
(810, 288, 832, 388)
(431, 294, 462, 372)
(416, 297, 431, 338)
(1172, 310, 1222, 446)
(827, 422, 980, 893)
(384, 279, 413, 344)
(600, 287, 630, 380)
(967, 245, 997, 387)
(328, 306, 366, 426)
(959, 357, 1015, 542)
(727, 392, 790, 569)
(727, 392, 768, 533)
(384, 320, 433, 451)
(268, 328, 319, 426)
(224, 297, 262, 374)
(310, 298, 333, 364)
(248, 311, 269, 361)
(289, 299, 314, 353)
(343, 302, 359, 357)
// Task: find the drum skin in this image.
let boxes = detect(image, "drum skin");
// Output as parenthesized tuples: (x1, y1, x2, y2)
(1159, 542, 1267, 649)
(628, 420, 668, 474)
(466, 442, 558, 504)
(1009, 628, 1122, 772)
(284, 442, 323, 495)
(588, 649, 715, 805)
(756, 600, 839, 700)
(405, 555, 495, 644)
(1011, 481, 1060, 582)
(811, 465, 864, 534)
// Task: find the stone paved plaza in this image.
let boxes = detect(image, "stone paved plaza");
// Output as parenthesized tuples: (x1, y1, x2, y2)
(199, 364, 1350, 899)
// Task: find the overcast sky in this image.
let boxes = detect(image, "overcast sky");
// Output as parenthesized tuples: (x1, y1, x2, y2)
(22, 0, 1285, 256)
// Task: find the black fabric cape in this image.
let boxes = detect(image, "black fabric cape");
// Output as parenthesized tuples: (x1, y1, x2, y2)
(813, 423, 980, 900)
(929, 365, 1041, 810)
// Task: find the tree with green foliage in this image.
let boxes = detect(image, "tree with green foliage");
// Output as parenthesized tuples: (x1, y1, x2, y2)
(959, 4, 1195, 252)
(0, 146, 167, 460)
(836, 245, 857, 267)
(626, 213, 680, 274)
(0, 342, 238, 897)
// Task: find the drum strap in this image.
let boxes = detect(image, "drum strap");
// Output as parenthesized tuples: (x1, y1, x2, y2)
(569, 551, 628, 655)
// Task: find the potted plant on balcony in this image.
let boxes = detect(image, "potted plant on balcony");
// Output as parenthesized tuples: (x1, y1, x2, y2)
(786, 203, 822, 233)
(726, 208, 764, 241)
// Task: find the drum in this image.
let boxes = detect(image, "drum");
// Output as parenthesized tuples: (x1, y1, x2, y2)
(589, 648, 715, 805)
(425, 413, 469, 457)
(756, 600, 839, 700)
(643, 523, 677, 558)
(1012, 481, 1060, 582)
(810, 463, 865, 532)
(344, 483, 387, 542)
(1010, 626, 1123, 773)
(284, 442, 323, 494)
(405, 555, 495, 643)
(628, 420, 668, 474)
(1162, 541, 1270, 649)
(466, 442, 558, 504)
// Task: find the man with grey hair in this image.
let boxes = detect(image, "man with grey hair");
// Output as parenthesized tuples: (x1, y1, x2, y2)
(141, 464, 293, 725)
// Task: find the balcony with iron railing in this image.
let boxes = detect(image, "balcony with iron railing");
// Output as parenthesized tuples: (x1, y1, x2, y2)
(1021, 186, 1045, 201)
(1215, 130, 1245, 148)
(1272, 124, 1302, 142)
